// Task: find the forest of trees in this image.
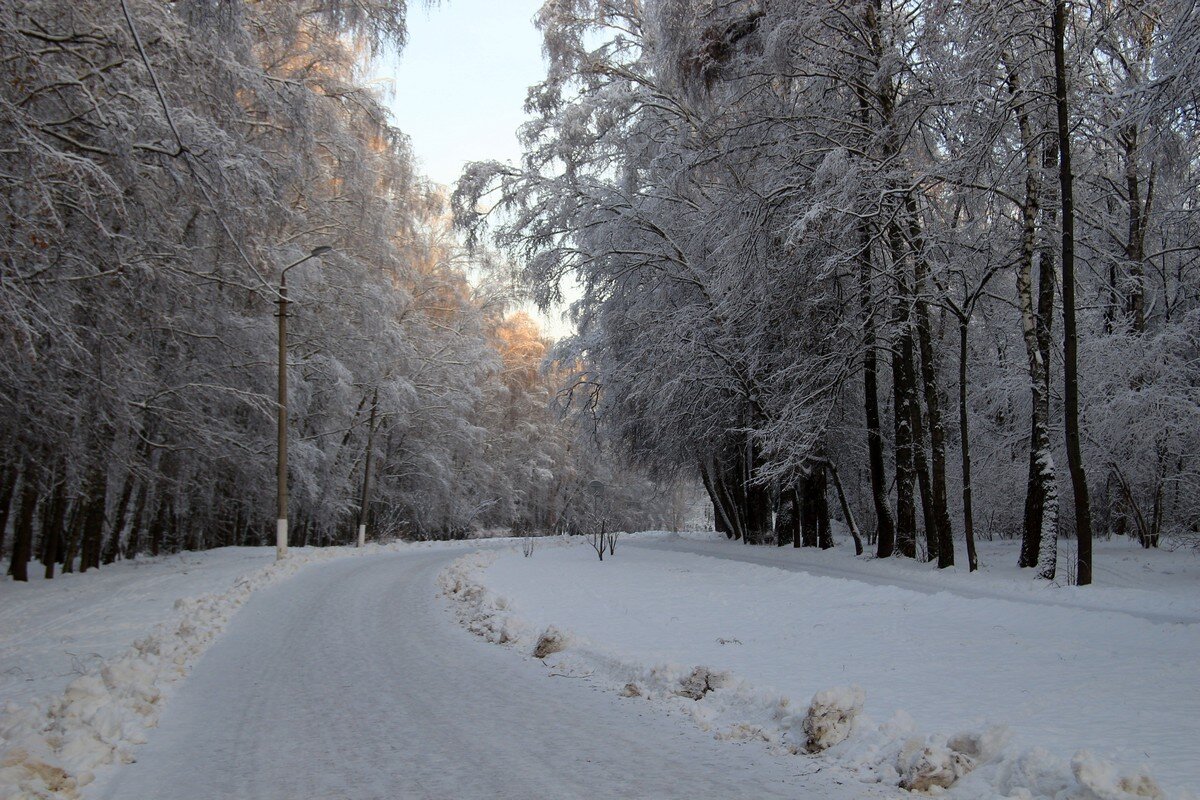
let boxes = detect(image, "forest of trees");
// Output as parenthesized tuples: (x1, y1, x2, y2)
(456, 0, 1200, 584)
(0, 0, 674, 582)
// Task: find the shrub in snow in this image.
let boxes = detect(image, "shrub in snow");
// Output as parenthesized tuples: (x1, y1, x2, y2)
(0, 747, 76, 800)
(1071, 751, 1165, 800)
(801, 685, 865, 753)
(533, 627, 569, 659)
(675, 666, 732, 700)
(947, 727, 1010, 762)
(620, 683, 643, 698)
(985, 746, 1076, 798)
(898, 742, 976, 792)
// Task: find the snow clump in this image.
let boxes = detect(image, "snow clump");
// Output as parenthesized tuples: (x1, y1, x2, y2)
(533, 626, 570, 659)
(1071, 751, 1165, 800)
(674, 666, 732, 700)
(898, 742, 976, 792)
(800, 684, 865, 753)
(439, 551, 529, 646)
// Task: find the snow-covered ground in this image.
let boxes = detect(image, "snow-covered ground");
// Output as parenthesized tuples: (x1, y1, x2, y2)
(5, 531, 1195, 798)
(95, 550, 879, 800)
(452, 533, 1200, 799)
(0, 541, 470, 799)
(639, 532, 1200, 624)
(0, 549, 274, 710)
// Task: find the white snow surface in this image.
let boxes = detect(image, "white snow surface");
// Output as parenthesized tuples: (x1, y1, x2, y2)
(0, 549, 274, 710)
(93, 550, 880, 800)
(0, 541, 463, 799)
(457, 533, 1200, 799)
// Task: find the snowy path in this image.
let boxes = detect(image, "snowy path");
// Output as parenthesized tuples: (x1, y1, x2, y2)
(632, 536, 1200, 625)
(92, 550, 873, 800)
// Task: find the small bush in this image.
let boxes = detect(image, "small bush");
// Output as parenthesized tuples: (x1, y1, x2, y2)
(801, 685, 864, 753)
(533, 626, 569, 659)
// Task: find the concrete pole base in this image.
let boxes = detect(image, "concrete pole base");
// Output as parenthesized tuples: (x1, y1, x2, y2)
(276, 518, 288, 560)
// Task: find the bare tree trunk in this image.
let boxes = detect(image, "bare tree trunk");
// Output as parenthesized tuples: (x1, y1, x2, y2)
(1121, 125, 1151, 333)
(124, 479, 148, 558)
(857, 217, 896, 557)
(958, 320, 978, 571)
(856, 9, 897, 559)
(824, 460, 863, 555)
(910, 390, 937, 562)
(1054, 0, 1094, 585)
(700, 455, 742, 541)
(1005, 49, 1059, 576)
(742, 438, 772, 544)
(103, 469, 136, 565)
(814, 466, 833, 549)
(0, 468, 16, 562)
(745, 479, 773, 545)
(907, 202, 954, 567)
(862, 309, 894, 553)
(78, 461, 107, 573)
(62, 502, 83, 573)
(799, 470, 818, 547)
(40, 474, 67, 580)
(1034, 181, 1060, 581)
(886, 210, 920, 560)
(149, 494, 168, 557)
(789, 486, 801, 547)
(8, 477, 38, 582)
(874, 32, 931, 558)
(890, 256, 921, 561)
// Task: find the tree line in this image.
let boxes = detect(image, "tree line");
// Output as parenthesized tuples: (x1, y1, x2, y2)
(456, 0, 1200, 584)
(0, 0, 671, 581)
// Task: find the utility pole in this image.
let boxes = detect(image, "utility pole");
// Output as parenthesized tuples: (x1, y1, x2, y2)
(276, 246, 332, 561)
(357, 388, 378, 548)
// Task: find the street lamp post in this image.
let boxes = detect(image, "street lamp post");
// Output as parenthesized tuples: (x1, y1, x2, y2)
(356, 387, 378, 548)
(276, 246, 332, 561)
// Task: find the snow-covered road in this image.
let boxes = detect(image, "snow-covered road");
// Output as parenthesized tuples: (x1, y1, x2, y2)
(92, 550, 874, 800)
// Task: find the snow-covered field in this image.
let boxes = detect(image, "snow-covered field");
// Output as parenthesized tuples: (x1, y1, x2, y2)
(0, 549, 273, 711)
(0, 541, 475, 799)
(447, 533, 1200, 799)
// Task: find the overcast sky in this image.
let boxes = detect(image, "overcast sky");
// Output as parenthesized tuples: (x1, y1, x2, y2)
(372, 0, 547, 189)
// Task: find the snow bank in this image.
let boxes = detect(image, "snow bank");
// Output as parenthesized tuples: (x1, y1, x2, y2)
(0, 542, 412, 799)
(440, 547, 1198, 800)
(0, 548, 276, 709)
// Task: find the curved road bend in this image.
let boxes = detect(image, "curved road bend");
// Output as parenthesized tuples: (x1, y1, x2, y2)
(93, 550, 883, 800)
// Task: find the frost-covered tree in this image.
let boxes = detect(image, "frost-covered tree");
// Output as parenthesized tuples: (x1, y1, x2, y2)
(458, 0, 1200, 583)
(0, 0, 669, 579)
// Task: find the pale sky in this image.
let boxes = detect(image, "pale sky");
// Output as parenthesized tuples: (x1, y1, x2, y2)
(372, 0, 547, 189)
(369, 1, 576, 339)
